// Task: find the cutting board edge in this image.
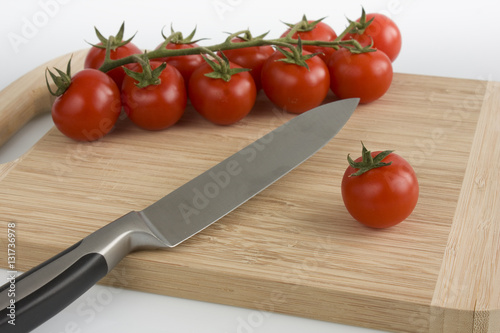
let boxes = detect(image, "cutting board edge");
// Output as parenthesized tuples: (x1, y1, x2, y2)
(93, 255, 437, 333)
(0, 160, 18, 182)
(430, 80, 500, 332)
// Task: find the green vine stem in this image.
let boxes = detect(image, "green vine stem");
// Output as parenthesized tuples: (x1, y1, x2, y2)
(334, 20, 357, 42)
(98, 11, 373, 73)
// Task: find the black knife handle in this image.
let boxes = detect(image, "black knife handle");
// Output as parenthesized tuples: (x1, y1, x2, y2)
(0, 252, 107, 332)
(0, 211, 165, 332)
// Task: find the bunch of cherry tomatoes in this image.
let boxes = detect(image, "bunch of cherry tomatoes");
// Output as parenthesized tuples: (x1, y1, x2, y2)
(47, 11, 418, 230)
(47, 10, 401, 142)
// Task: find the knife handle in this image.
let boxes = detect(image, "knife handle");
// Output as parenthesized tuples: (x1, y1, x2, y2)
(0, 249, 107, 333)
(0, 211, 165, 332)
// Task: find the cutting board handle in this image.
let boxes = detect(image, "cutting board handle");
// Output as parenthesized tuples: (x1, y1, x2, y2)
(0, 49, 87, 147)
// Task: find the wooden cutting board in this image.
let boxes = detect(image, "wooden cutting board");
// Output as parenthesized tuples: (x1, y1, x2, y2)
(0, 50, 499, 333)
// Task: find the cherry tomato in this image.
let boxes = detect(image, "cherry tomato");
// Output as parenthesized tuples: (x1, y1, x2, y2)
(52, 69, 121, 141)
(261, 51, 330, 114)
(84, 42, 142, 88)
(341, 145, 419, 228)
(220, 37, 275, 91)
(155, 42, 204, 91)
(121, 61, 187, 131)
(343, 13, 402, 62)
(327, 48, 393, 104)
(281, 19, 337, 63)
(188, 61, 256, 125)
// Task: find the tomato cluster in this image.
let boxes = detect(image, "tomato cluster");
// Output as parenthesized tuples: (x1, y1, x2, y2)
(45, 14, 414, 229)
(47, 12, 401, 142)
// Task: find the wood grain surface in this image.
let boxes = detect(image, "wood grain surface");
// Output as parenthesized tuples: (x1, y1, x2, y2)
(0, 50, 498, 333)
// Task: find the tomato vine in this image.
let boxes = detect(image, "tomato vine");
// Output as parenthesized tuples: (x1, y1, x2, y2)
(97, 11, 373, 73)
(45, 8, 401, 141)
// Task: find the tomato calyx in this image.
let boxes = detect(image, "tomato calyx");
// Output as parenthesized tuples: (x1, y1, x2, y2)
(122, 53, 166, 88)
(283, 14, 326, 34)
(226, 30, 269, 43)
(45, 57, 73, 97)
(160, 25, 206, 45)
(275, 38, 321, 69)
(347, 142, 394, 176)
(338, 9, 380, 54)
(339, 38, 377, 54)
(87, 22, 137, 51)
(335, 7, 375, 47)
(201, 49, 250, 82)
(346, 8, 375, 36)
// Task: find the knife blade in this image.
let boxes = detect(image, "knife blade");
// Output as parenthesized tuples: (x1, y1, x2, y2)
(0, 98, 358, 332)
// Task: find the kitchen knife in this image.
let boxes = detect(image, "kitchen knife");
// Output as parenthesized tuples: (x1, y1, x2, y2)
(0, 98, 359, 332)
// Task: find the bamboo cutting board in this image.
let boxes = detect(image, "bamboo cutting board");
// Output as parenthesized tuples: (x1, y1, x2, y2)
(0, 50, 499, 333)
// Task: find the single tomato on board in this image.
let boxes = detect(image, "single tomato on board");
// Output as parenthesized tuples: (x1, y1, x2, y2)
(121, 59, 187, 131)
(47, 60, 122, 141)
(188, 56, 256, 125)
(261, 48, 330, 114)
(328, 47, 393, 104)
(341, 143, 419, 229)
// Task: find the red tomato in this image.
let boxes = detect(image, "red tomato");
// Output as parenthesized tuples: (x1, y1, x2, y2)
(155, 42, 204, 91)
(121, 61, 187, 131)
(281, 19, 337, 63)
(220, 38, 275, 91)
(341, 145, 419, 228)
(188, 61, 256, 125)
(84, 42, 142, 88)
(261, 51, 330, 114)
(52, 69, 121, 141)
(327, 48, 393, 104)
(343, 13, 402, 62)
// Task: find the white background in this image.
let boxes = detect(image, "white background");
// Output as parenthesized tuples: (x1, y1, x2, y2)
(0, 1, 498, 332)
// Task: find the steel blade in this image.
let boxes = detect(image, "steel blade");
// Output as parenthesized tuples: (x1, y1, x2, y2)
(141, 98, 359, 246)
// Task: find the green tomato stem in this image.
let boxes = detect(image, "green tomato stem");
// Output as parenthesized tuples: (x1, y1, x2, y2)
(202, 47, 228, 73)
(224, 29, 252, 42)
(347, 142, 394, 177)
(98, 10, 372, 73)
(157, 31, 183, 51)
(103, 36, 114, 65)
(334, 21, 356, 42)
